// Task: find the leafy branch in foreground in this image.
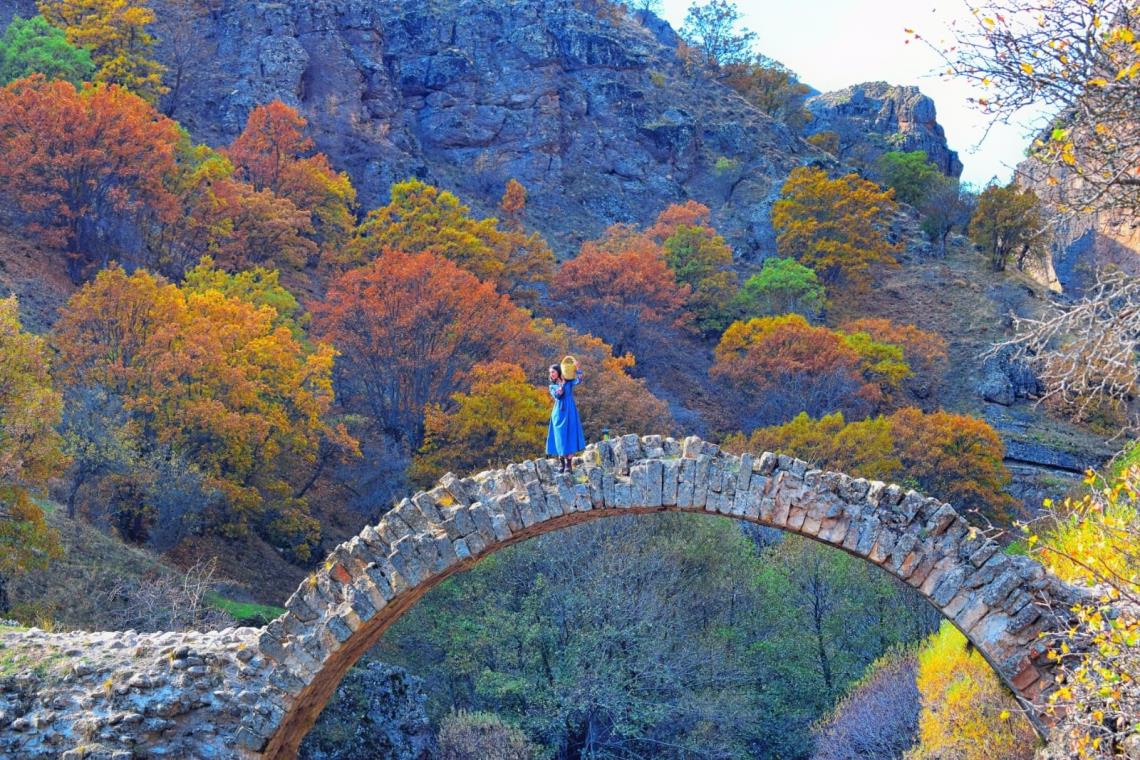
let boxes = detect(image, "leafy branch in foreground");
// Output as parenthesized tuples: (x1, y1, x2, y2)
(915, 0, 1138, 215)
(1028, 464, 1140, 758)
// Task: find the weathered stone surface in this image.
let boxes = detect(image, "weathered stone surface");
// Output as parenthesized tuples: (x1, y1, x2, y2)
(806, 81, 963, 178)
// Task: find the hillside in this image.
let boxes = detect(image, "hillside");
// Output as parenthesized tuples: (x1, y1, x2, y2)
(119, 0, 826, 258)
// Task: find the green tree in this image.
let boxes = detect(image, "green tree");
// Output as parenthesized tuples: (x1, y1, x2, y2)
(0, 297, 65, 613)
(662, 223, 738, 335)
(0, 15, 94, 86)
(876, 150, 944, 206)
(734, 257, 826, 319)
(968, 182, 1048, 272)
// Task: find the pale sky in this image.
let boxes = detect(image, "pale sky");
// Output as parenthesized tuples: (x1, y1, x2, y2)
(657, 0, 1049, 187)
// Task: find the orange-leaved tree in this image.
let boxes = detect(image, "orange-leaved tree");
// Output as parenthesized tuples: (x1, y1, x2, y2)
(312, 249, 533, 449)
(227, 100, 357, 252)
(38, 0, 166, 102)
(840, 318, 948, 402)
(712, 314, 909, 426)
(0, 296, 65, 614)
(550, 225, 691, 357)
(344, 178, 553, 305)
(53, 265, 351, 561)
(0, 75, 179, 281)
(645, 199, 713, 241)
(151, 139, 317, 274)
(411, 362, 550, 486)
(728, 407, 1015, 523)
(771, 166, 901, 298)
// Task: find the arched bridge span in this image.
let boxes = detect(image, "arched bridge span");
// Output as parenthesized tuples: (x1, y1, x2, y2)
(0, 436, 1091, 759)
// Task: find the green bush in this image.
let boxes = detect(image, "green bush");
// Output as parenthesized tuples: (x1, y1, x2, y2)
(734, 257, 826, 319)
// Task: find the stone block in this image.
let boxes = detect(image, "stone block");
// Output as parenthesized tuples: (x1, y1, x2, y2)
(662, 459, 680, 506)
(412, 492, 443, 525)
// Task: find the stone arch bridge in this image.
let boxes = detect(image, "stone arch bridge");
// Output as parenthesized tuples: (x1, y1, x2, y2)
(1, 435, 1093, 758)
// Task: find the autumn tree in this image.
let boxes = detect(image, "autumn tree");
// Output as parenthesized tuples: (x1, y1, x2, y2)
(734, 257, 826, 320)
(839, 318, 948, 401)
(0, 76, 179, 281)
(0, 297, 65, 613)
(730, 407, 1015, 522)
(0, 15, 93, 86)
(550, 226, 691, 357)
(38, 0, 166, 102)
(346, 179, 553, 304)
(731, 411, 900, 482)
(926, 0, 1139, 215)
(662, 223, 738, 335)
(806, 130, 840, 155)
(876, 150, 944, 206)
(712, 314, 910, 426)
(721, 55, 812, 131)
(227, 100, 357, 253)
(771, 166, 901, 296)
(968, 182, 1049, 272)
(149, 139, 316, 274)
(313, 249, 532, 449)
(890, 407, 1015, 521)
(499, 178, 527, 228)
(54, 266, 350, 560)
(1029, 464, 1140, 755)
(680, 0, 756, 66)
(910, 623, 1036, 760)
(411, 363, 550, 486)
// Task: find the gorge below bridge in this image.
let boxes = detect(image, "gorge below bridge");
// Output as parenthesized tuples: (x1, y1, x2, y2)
(0, 435, 1100, 759)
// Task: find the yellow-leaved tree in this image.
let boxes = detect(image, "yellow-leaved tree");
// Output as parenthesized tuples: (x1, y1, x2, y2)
(0, 297, 65, 614)
(410, 362, 550, 486)
(910, 622, 1037, 760)
(771, 166, 901, 300)
(38, 0, 166, 102)
(1030, 458, 1140, 757)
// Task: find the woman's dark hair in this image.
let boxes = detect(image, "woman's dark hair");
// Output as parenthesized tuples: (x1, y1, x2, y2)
(549, 364, 562, 380)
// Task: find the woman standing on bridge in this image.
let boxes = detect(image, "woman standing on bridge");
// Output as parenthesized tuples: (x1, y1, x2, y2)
(547, 360, 585, 473)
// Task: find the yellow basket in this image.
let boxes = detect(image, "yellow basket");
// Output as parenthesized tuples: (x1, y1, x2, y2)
(560, 355, 578, 380)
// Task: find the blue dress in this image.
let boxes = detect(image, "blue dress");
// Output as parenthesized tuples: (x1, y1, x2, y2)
(546, 376, 585, 456)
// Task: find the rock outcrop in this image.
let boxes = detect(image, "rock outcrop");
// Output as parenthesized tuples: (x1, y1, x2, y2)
(806, 81, 963, 178)
(146, 0, 817, 258)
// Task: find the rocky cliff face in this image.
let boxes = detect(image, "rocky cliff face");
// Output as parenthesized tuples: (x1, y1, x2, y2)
(806, 81, 963, 178)
(1016, 159, 1139, 294)
(147, 0, 818, 258)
